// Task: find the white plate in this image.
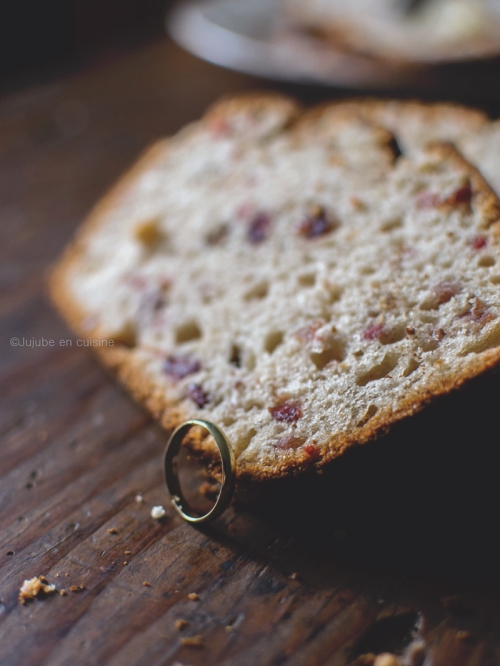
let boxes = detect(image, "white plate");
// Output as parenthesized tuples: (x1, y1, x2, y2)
(167, 0, 431, 89)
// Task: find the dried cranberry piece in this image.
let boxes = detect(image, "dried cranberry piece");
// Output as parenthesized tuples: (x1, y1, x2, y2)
(247, 213, 271, 244)
(432, 281, 461, 305)
(186, 384, 210, 408)
(304, 443, 320, 458)
(164, 355, 201, 379)
(445, 184, 472, 207)
(362, 323, 385, 341)
(471, 235, 487, 250)
(416, 183, 473, 210)
(269, 400, 302, 423)
(297, 206, 334, 239)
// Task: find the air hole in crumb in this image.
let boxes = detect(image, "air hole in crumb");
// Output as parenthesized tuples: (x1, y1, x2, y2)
(297, 273, 316, 287)
(243, 280, 269, 301)
(229, 344, 241, 367)
(489, 275, 500, 284)
(360, 265, 376, 276)
(420, 337, 439, 352)
(264, 331, 284, 354)
(239, 428, 257, 449)
(326, 283, 343, 303)
(310, 341, 345, 370)
(111, 322, 137, 348)
(403, 357, 420, 377)
(356, 353, 398, 386)
(380, 216, 402, 232)
(175, 320, 202, 344)
(388, 135, 404, 162)
(356, 404, 378, 427)
(478, 255, 495, 268)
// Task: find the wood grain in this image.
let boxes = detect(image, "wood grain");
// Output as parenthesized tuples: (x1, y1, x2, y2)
(2, 37, 500, 666)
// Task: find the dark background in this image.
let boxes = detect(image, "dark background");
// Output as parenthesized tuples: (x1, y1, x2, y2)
(0, 0, 168, 90)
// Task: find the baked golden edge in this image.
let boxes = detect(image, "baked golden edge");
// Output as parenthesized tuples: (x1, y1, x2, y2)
(48, 94, 500, 489)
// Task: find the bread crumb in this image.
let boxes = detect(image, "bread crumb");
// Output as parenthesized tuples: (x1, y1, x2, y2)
(123, 561, 128, 565)
(289, 572, 299, 580)
(19, 576, 56, 603)
(124, 550, 131, 555)
(135, 493, 144, 503)
(65, 573, 69, 577)
(59, 589, 67, 596)
(107, 527, 118, 535)
(180, 635, 203, 648)
(188, 592, 200, 601)
(374, 654, 401, 666)
(151, 505, 166, 519)
(69, 585, 86, 593)
(175, 619, 189, 630)
(143, 581, 151, 587)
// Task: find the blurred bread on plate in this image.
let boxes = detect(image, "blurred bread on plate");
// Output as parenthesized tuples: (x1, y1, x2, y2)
(284, 0, 500, 63)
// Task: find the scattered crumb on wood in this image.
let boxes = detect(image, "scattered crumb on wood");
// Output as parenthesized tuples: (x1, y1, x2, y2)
(374, 654, 401, 666)
(175, 619, 189, 630)
(143, 581, 151, 587)
(123, 561, 128, 565)
(135, 493, 144, 503)
(64, 573, 69, 577)
(351, 655, 376, 666)
(289, 572, 299, 580)
(59, 589, 67, 596)
(180, 635, 203, 648)
(151, 505, 166, 519)
(107, 528, 118, 535)
(69, 585, 86, 593)
(188, 592, 200, 601)
(19, 576, 56, 603)
(124, 550, 131, 555)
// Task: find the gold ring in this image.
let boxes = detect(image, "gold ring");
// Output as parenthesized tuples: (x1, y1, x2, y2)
(164, 419, 236, 523)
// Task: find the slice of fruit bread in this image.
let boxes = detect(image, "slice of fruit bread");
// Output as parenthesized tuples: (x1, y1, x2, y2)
(50, 94, 500, 484)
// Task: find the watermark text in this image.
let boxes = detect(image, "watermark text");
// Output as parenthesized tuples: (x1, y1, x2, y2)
(10, 337, 114, 348)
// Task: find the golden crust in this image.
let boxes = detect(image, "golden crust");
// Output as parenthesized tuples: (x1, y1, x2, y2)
(48, 94, 500, 491)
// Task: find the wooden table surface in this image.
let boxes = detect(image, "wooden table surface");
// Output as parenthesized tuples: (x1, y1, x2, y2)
(2, 37, 500, 666)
